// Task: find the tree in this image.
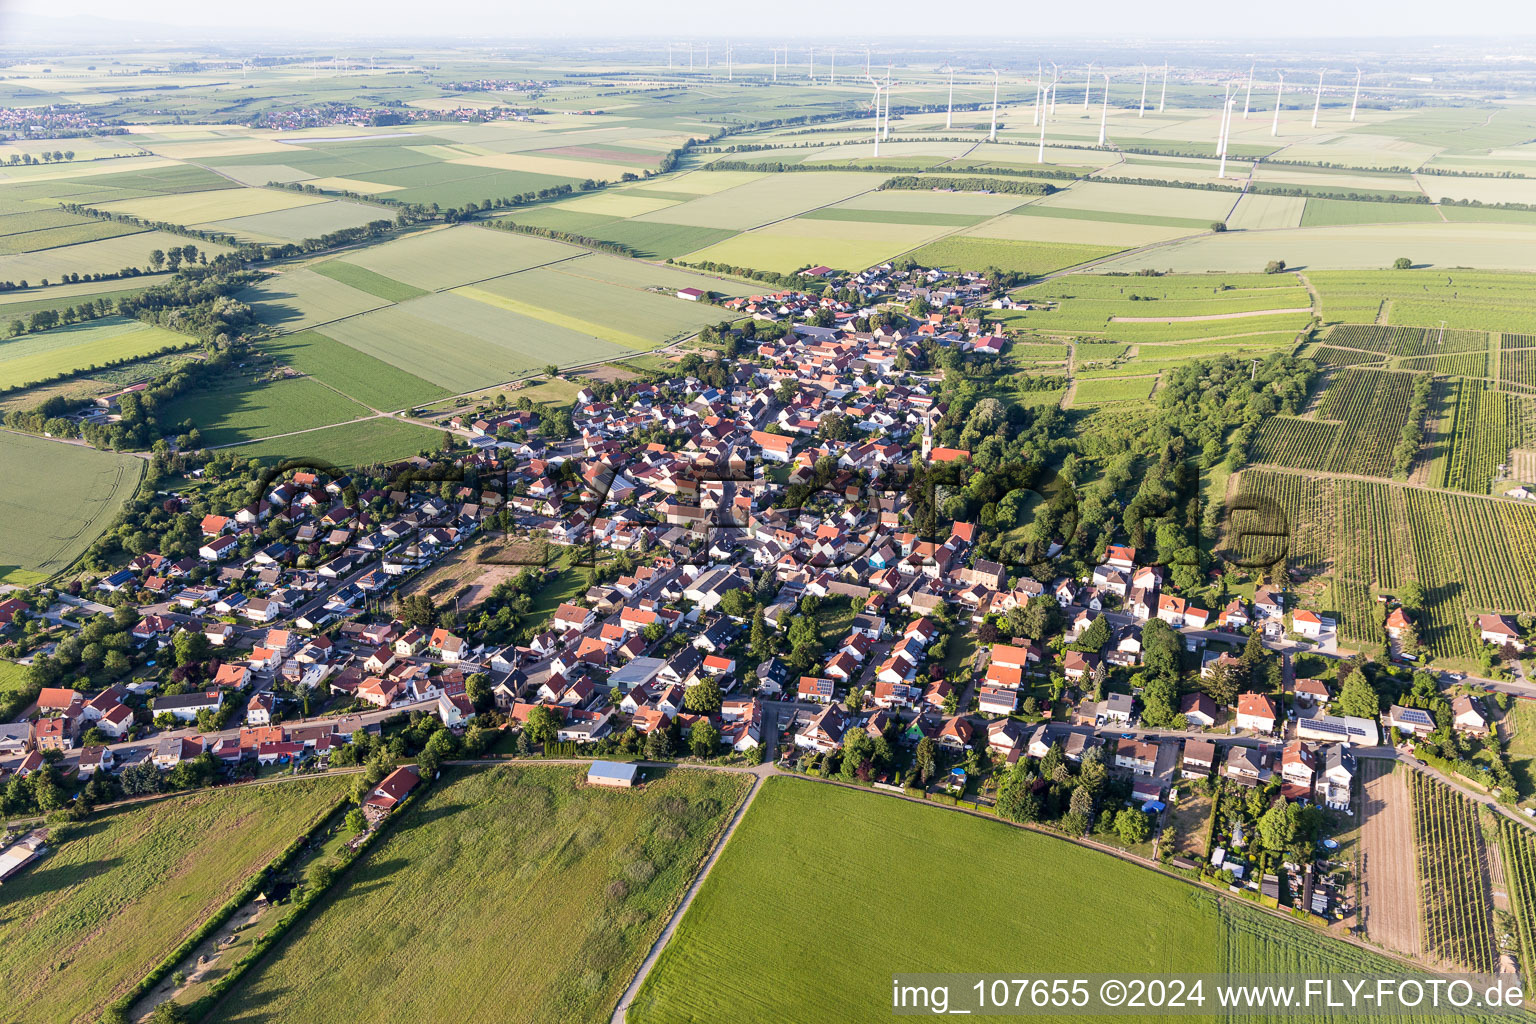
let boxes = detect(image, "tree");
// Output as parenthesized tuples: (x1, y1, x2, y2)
(1264, 260, 1287, 275)
(418, 728, 458, 776)
(1069, 784, 1095, 817)
(465, 672, 492, 710)
(1337, 669, 1380, 719)
(749, 607, 772, 660)
(775, 378, 798, 404)
(1140, 617, 1182, 680)
(172, 628, 210, 667)
(718, 587, 753, 619)
(1210, 221, 1228, 232)
(645, 727, 672, 759)
(345, 808, 368, 834)
(149, 249, 165, 271)
(1393, 257, 1413, 270)
(684, 676, 723, 714)
(544, 364, 560, 378)
(149, 1003, 189, 1024)
(1072, 615, 1111, 652)
(914, 737, 937, 784)
(120, 760, 161, 796)
(523, 704, 559, 746)
(1114, 808, 1152, 845)
(690, 717, 720, 758)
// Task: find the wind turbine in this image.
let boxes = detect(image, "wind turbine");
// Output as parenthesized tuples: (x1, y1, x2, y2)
(865, 46, 871, 78)
(830, 48, 835, 85)
(1159, 61, 1168, 112)
(867, 74, 882, 157)
(667, 44, 673, 69)
(689, 43, 694, 71)
(1037, 90, 1048, 162)
(1083, 63, 1094, 110)
(883, 63, 893, 139)
(1139, 64, 1148, 118)
(1350, 67, 1362, 122)
(771, 46, 776, 82)
(809, 46, 815, 82)
(727, 43, 732, 81)
(1097, 74, 1109, 146)
(704, 43, 710, 69)
(1271, 72, 1284, 137)
(945, 65, 955, 130)
(989, 66, 1000, 142)
(1217, 83, 1233, 178)
(1034, 61, 1043, 126)
(1311, 70, 1325, 128)
(1049, 62, 1060, 116)
(1243, 64, 1254, 118)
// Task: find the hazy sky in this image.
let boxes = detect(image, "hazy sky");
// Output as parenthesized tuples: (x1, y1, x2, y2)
(7, 0, 1536, 40)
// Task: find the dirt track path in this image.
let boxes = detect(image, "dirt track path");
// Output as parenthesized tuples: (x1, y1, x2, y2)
(1360, 759, 1422, 959)
(1109, 306, 1312, 323)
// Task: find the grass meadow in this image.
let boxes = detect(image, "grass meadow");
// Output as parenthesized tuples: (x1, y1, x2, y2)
(0, 316, 194, 391)
(0, 778, 346, 1024)
(0, 431, 142, 578)
(159, 374, 371, 447)
(213, 765, 750, 1024)
(631, 778, 1447, 1024)
(908, 236, 1119, 276)
(225, 416, 439, 467)
(262, 330, 448, 410)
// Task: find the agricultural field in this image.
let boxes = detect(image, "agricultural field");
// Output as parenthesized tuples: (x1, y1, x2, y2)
(1069, 375, 1157, 406)
(1312, 271, 1536, 333)
(261, 330, 447, 411)
(93, 185, 328, 225)
(1315, 368, 1420, 478)
(0, 316, 194, 391)
(1501, 820, 1536, 992)
(338, 226, 581, 292)
(318, 293, 630, 392)
(0, 230, 231, 285)
(210, 199, 389, 243)
(0, 777, 346, 1024)
(903, 236, 1119, 276)
(214, 765, 749, 1024)
(685, 217, 948, 275)
(0, 430, 143, 581)
(309, 260, 428, 302)
(633, 777, 1463, 1024)
(1298, 199, 1443, 227)
(221, 416, 441, 467)
(1248, 416, 1342, 472)
(1407, 772, 1497, 974)
(1437, 382, 1528, 493)
(242, 267, 393, 330)
(158, 373, 372, 447)
(1092, 223, 1536, 275)
(1229, 469, 1536, 660)
(1502, 348, 1536, 390)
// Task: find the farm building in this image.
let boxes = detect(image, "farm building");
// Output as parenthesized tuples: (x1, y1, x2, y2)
(587, 761, 639, 788)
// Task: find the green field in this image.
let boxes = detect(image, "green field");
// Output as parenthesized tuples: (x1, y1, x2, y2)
(208, 199, 388, 243)
(0, 430, 143, 579)
(215, 765, 750, 1024)
(223, 416, 440, 467)
(632, 778, 1452, 1024)
(1312, 270, 1536, 333)
(1070, 375, 1158, 405)
(243, 267, 393, 330)
(262, 330, 448, 410)
(319, 292, 631, 391)
(0, 231, 232, 285)
(340, 225, 580, 292)
(0, 778, 345, 1024)
(0, 316, 194, 391)
(310, 259, 429, 301)
(1299, 199, 1444, 228)
(159, 374, 372, 447)
(907, 236, 1120, 276)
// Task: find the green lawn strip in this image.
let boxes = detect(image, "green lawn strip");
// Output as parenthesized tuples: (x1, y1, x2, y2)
(309, 260, 429, 302)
